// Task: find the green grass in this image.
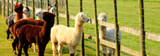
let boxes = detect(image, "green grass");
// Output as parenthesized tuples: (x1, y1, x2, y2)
(63, 0, 160, 35)
(1, 15, 159, 56)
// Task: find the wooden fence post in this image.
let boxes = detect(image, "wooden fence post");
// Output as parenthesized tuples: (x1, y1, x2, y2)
(80, 0, 85, 56)
(47, 0, 49, 11)
(32, 0, 35, 19)
(55, 0, 59, 25)
(25, 0, 28, 6)
(93, 0, 99, 56)
(21, 0, 23, 4)
(113, 0, 120, 56)
(7, 0, 9, 16)
(0, 1, 1, 15)
(3, 0, 5, 17)
(139, 0, 146, 56)
(40, 0, 42, 9)
(65, 0, 69, 27)
(16, 0, 18, 3)
(11, 0, 13, 13)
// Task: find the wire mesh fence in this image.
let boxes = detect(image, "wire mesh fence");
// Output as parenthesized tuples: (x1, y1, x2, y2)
(0, 0, 160, 56)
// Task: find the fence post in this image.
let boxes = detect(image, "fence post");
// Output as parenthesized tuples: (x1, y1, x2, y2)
(80, 0, 85, 56)
(139, 0, 146, 56)
(47, 0, 49, 11)
(65, 0, 69, 27)
(32, 0, 35, 19)
(11, 0, 13, 13)
(7, 0, 9, 16)
(25, 0, 28, 6)
(0, 1, 1, 15)
(40, 0, 42, 9)
(55, 0, 59, 25)
(93, 0, 99, 56)
(16, 0, 18, 3)
(21, 0, 23, 4)
(2, 0, 5, 18)
(113, 0, 120, 56)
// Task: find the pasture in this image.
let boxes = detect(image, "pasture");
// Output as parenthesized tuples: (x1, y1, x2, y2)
(0, 15, 160, 56)
(0, 0, 160, 56)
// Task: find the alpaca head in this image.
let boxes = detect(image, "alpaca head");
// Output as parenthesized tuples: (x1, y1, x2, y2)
(23, 7, 30, 17)
(42, 12, 55, 27)
(36, 9, 43, 20)
(48, 4, 56, 13)
(14, 3, 23, 13)
(75, 12, 89, 25)
(98, 13, 108, 22)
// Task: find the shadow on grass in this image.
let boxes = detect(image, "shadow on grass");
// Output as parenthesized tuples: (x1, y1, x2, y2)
(84, 38, 96, 44)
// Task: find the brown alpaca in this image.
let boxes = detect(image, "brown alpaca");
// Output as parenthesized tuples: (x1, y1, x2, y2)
(14, 3, 23, 22)
(10, 12, 55, 56)
(9, 19, 45, 55)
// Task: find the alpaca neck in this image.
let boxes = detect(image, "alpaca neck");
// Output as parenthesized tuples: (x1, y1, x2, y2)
(42, 21, 54, 39)
(99, 25, 106, 39)
(16, 12, 23, 21)
(37, 16, 42, 20)
(75, 23, 83, 36)
(23, 14, 29, 19)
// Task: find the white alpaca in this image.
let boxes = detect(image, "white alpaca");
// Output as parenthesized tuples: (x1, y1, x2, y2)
(36, 5, 56, 20)
(36, 9, 43, 20)
(50, 12, 89, 56)
(98, 13, 122, 56)
(23, 7, 30, 19)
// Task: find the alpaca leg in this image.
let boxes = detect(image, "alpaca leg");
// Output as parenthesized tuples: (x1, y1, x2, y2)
(41, 44, 47, 56)
(108, 47, 113, 56)
(33, 43, 36, 52)
(7, 29, 9, 40)
(58, 44, 63, 56)
(12, 38, 18, 55)
(23, 43, 29, 56)
(112, 48, 115, 56)
(11, 34, 14, 39)
(17, 41, 24, 56)
(68, 45, 74, 56)
(37, 43, 47, 56)
(52, 42, 58, 56)
(101, 45, 107, 56)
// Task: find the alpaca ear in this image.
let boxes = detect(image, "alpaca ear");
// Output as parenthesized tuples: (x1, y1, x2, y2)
(26, 7, 30, 12)
(48, 6, 52, 10)
(79, 13, 83, 18)
(54, 4, 57, 7)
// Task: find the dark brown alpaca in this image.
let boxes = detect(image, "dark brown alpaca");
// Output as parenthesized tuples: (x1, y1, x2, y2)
(10, 19, 45, 55)
(10, 12, 55, 56)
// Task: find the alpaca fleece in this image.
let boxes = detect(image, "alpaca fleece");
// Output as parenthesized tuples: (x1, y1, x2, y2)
(98, 13, 122, 56)
(50, 12, 89, 56)
(10, 12, 55, 56)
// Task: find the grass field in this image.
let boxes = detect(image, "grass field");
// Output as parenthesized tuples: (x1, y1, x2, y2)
(63, 0, 160, 35)
(0, 14, 160, 56)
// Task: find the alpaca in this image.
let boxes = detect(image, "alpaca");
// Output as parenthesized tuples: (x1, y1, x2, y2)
(10, 12, 55, 56)
(23, 7, 30, 19)
(6, 3, 24, 40)
(50, 12, 89, 56)
(36, 9, 43, 20)
(98, 13, 122, 56)
(36, 4, 55, 20)
(6, 6, 31, 40)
